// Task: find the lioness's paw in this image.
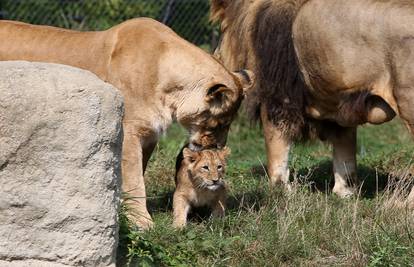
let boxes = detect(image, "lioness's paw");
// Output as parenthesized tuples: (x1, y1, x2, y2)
(128, 213, 154, 231)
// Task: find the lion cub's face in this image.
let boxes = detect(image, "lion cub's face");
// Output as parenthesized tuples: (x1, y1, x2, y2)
(182, 147, 231, 191)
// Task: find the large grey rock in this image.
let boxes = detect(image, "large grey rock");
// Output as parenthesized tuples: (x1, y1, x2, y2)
(0, 61, 124, 267)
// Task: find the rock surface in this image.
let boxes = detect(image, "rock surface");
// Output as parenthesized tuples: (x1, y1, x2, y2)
(0, 61, 124, 267)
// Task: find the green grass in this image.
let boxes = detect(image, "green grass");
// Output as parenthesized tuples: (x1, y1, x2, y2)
(117, 115, 414, 267)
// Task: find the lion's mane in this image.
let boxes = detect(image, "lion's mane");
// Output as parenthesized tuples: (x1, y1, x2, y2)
(211, 0, 311, 139)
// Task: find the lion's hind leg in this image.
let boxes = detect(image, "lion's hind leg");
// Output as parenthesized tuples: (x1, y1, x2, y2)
(330, 127, 358, 198)
(394, 86, 414, 208)
(392, 40, 414, 207)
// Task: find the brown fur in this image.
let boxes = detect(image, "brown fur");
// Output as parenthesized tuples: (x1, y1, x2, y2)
(211, 0, 397, 137)
(211, 0, 309, 139)
(250, 0, 309, 137)
(0, 18, 254, 228)
(212, 0, 414, 200)
(173, 146, 230, 228)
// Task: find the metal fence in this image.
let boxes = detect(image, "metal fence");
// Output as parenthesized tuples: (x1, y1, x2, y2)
(0, 0, 217, 49)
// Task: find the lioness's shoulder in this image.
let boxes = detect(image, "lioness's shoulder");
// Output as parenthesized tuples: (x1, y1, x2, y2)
(111, 17, 176, 36)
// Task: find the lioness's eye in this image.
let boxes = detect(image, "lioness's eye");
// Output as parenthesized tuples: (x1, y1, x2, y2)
(202, 165, 209, 171)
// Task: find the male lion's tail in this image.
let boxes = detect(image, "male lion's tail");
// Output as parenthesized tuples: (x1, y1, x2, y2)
(211, 0, 309, 140)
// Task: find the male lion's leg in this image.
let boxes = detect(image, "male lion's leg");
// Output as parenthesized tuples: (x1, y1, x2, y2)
(394, 85, 414, 208)
(397, 111, 414, 208)
(390, 42, 414, 207)
(122, 123, 153, 229)
(261, 106, 291, 190)
(331, 127, 358, 198)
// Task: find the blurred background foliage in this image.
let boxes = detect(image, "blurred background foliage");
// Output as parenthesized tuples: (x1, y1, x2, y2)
(0, 0, 216, 48)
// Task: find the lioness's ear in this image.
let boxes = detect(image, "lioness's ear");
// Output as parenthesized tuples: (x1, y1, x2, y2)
(183, 148, 199, 163)
(220, 146, 231, 158)
(205, 84, 234, 103)
(233, 69, 255, 96)
(210, 0, 229, 23)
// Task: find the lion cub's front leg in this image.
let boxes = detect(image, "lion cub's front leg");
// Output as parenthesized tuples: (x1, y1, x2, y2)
(173, 192, 191, 228)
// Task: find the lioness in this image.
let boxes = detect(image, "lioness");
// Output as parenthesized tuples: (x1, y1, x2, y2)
(211, 0, 414, 200)
(173, 146, 230, 228)
(0, 18, 253, 229)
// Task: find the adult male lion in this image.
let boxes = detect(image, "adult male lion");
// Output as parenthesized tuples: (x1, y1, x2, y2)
(0, 18, 253, 228)
(211, 0, 414, 199)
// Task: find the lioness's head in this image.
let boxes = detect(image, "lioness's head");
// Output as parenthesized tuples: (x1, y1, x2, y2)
(182, 147, 231, 191)
(157, 32, 254, 149)
(178, 69, 254, 150)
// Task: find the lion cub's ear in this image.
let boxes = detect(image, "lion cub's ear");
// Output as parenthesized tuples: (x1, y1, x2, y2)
(233, 69, 255, 96)
(183, 148, 199, 163)
(219, 146, 231, 158)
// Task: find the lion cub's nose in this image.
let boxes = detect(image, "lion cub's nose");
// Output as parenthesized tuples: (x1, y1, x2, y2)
(212, 178, 220, 184)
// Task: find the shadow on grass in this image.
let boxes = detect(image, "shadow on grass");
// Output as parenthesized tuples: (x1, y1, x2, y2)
(140, 160, 392, 225)
(116, 215, 130, 267)
(249, 160, 390, 198)
(117, 160, 404, 266)
(145, 162, 391, 221)
(147, 192, 215, 222)
(147, 191, 174, 213)
(146, 187, 268, 221)
(296, 160, 390, 198)
(227, 189, 267, 211)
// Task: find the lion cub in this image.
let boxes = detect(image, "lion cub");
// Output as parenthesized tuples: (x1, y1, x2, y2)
(173, 146, 231, 228)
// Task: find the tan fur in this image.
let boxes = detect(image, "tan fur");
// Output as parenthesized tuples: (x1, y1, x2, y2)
(0, 18, 254, 229)
(210, 0, 310, 190)
(211, 0, 414, 199)
(173, 147, 230, 228)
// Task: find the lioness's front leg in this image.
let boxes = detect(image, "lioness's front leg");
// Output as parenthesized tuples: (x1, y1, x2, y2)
(331, 127, 358, 198)
(261, 106, 291, 190)
(122, 122, 154, 229)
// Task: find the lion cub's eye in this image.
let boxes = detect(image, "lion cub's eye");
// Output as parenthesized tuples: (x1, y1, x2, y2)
(202, 165, 209, 171)
(217, 165, 223, 171)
